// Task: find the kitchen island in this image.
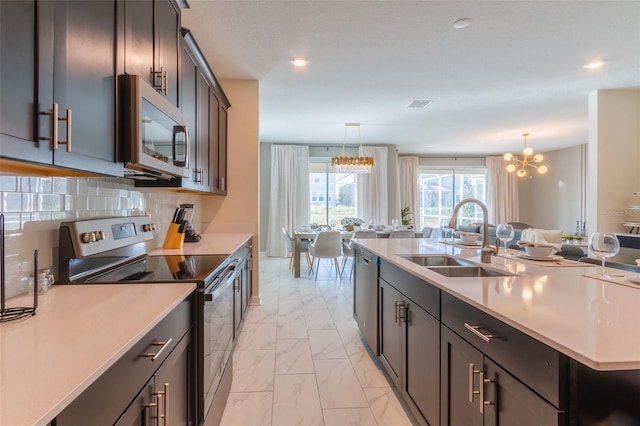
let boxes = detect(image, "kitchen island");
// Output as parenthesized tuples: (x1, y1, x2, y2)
(352, 238, 640, 425)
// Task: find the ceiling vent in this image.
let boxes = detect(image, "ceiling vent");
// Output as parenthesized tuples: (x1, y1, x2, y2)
(407, 100, 434, 109)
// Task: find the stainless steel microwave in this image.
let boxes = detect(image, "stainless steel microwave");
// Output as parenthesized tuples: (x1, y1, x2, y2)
(118, 74, 189, 179)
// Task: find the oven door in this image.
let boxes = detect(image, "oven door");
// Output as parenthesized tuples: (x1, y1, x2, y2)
(201, 266, 235, 422)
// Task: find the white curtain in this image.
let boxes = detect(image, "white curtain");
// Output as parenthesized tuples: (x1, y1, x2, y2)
(356, 146, 388, 225)
(265, 145, 310, 257)
(486, 156, 519, 224)
(398, 156, 419, 228)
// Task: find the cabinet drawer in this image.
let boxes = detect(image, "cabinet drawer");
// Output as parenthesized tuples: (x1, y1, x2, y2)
(380, 259, 440, 319)
(441, 292, 568, 408)
(56, 297, 192, 425)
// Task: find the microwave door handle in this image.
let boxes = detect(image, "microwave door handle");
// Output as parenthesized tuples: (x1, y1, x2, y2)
(172, 125, 188, 168)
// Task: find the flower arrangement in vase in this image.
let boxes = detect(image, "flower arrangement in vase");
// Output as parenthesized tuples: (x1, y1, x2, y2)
(341, 217, 364, 231)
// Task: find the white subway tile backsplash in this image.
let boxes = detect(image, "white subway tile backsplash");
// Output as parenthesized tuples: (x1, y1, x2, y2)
(38, 194, 63, 211)
(1, 176, 202, 299)
(52, 177, 70, 194)
(3, 192, 22, 212)
(0, 176, 18, 191)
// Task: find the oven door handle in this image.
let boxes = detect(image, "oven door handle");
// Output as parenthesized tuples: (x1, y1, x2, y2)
(204, 268, 236, 301)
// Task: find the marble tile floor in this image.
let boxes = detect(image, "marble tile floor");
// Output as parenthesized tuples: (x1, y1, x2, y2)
(219, 254, 414, 426)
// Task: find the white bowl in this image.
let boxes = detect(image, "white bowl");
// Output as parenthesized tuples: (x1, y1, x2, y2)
(524, 245, 556, 257)
(459, 233, 480, 244)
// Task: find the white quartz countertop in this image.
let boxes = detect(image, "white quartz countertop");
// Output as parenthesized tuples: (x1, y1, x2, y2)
(354, 238, 640, 371)
(0, 283, 196, 426)
(149, 232, 252, 256)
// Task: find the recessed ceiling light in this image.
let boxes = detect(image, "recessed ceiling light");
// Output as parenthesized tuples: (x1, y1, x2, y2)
(583, 60, 606, 69)
(453, 18, 471, 29)
(407, 100, 434, 109)
(291, 57, 308, 67)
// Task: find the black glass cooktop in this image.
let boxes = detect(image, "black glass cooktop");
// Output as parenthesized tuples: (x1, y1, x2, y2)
(82, 254, 230, 285)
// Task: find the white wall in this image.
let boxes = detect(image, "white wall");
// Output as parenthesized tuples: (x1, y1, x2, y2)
(519, 144, 586, 233)
(587, 89, 640, 234)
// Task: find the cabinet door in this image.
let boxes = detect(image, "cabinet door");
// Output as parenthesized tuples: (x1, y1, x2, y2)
(153, 331, 193, 425)
(197, 73, 212, 188)
(404, 301, 439, 426)
(483, 360, 564, 426)
(124, 0, 153, 86)
(217, 103, 228, 193)
(242, 253, 252, 316)
(180, 45, 198, 186)
(0, 0, 50, 163)
(378, 279, 402, 387)
(114, 378, 155, 426)
(47, 0, 121, 176)
(441, 326, 484, 426)
(209, 91, 221, 192)
(233, 273, 243, 338)
(155, 0, 180, 107)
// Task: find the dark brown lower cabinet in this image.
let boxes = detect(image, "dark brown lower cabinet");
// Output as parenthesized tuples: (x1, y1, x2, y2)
(441, 325, 563, 426)
(116, 333, 191, 425)
(56, 298, 193, 426)
(379, 277, 440, 426)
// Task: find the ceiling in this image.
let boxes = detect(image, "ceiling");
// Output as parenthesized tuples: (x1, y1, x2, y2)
(182, 1, 640, 155)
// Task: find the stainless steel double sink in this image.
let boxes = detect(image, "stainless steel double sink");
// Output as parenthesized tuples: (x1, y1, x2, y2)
(399, 254, 516, 278)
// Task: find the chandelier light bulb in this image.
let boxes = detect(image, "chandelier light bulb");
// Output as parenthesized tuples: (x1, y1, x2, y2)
(538, 165, 548, 174)
(533, 154, 543, 163)
(506, 164, 516, 173)
(503, 153, 513, 161)
(523, 146, 533, 156)
(517, 168, 527, 178)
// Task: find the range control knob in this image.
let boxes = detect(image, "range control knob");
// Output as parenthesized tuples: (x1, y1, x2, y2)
(96, 230, 106, 241)
(80, 232, 96, 243)
(142, 223, 156, 232)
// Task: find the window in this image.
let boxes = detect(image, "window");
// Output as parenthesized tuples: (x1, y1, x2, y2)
(309, 161, 357, 225)
(417, 168, 486, 231)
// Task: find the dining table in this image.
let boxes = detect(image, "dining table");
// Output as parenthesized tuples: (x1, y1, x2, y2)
(291, 228, 423, 277)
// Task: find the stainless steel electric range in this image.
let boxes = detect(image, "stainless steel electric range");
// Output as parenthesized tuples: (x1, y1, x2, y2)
(58, 216, 234, 425)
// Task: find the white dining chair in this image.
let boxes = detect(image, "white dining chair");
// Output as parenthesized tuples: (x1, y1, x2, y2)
(341, 230, 377, 278)
(308, 231, 342, 281)
(421, 227, 434, 238)
(389, 230, 415, 238)
(282, 227, 312, 272)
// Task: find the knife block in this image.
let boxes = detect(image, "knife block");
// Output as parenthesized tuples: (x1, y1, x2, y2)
(163, 223, 185, 249)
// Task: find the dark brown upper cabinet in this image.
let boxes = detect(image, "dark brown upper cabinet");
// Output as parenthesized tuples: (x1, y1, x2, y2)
(124, 0, 181, 107)
(0, 0, 122, 177)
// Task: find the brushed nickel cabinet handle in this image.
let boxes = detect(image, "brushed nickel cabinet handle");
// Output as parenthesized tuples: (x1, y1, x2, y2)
(58, 108, 71, 152)
(154, 383, 169, 425)
(464, 323, 496, 343)
(40, 103, 59, 148)
(141, 338, 173, 361)
(468, 363, 480, 402)
(164, 382, 169, 425)
(398, 303, 407, 324)
(162, 69, 167, 95)
(479, 371, 494, 414)
(394, 300, 400, 324)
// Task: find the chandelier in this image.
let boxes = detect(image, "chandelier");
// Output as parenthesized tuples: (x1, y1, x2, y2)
(331, 123, 374, 174)
(503, 133, 548, 177)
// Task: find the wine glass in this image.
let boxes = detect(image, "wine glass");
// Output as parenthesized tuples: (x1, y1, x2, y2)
(588, 232, 620, 278)
(496, 223, 515, 255)
(440, 219, 452, 243)
(391, 219, 399, 230)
